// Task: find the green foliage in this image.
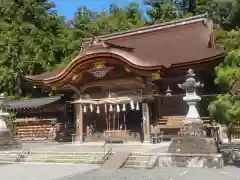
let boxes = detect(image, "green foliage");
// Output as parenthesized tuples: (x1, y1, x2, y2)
(143, 0, 178, 23)
(208, 38, 240, 129)
(71, 3, 144, 36)
(216, 28, 240, 51)
(209, 94, 240, 126)
(214, 50, 240, 90)
(0, 0, 77, 97)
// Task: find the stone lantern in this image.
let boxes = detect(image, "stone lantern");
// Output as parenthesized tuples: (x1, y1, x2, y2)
(0, 93, 9, 135)
(178, 69, 204, 133)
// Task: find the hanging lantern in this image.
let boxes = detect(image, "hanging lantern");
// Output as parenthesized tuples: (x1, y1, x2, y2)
(122, 104, 126, 111)
(96, 106, 100, 114)
(136, 102, 140, 111)
(109, 104, 113, 112)
(83, 105, 87, 113)
(116, 104, 120, 112)
(104, 104, 107, 112)
(90, 104, 93, 112)
(130, 100, 135, 110)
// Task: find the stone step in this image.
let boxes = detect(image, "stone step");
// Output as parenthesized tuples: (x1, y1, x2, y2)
(23, 151, 105, 155)
(124, 160, 149, 166)
(220, 144, 240, 150)
(123, 164, 146, 168)
(127, 156, 150, 161)
(25, 154, 104, 160)
(0, 150, 107, 164)
(21, 151, 106, 164)
(22, 158, 105, 164)
(0, 153, 20, 163)
(122, 153, 152, 168)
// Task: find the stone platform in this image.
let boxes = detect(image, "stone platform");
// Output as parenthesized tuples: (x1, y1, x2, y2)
(157, 153, 223, 168)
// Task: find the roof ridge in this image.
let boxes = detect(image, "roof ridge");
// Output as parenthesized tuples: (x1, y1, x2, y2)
(84, 13, 208, 41)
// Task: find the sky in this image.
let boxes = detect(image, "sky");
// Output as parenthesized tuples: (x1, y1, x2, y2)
(51, 0, 146, 20)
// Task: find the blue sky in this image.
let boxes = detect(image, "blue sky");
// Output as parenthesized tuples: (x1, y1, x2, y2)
(51, 0, 146, 19)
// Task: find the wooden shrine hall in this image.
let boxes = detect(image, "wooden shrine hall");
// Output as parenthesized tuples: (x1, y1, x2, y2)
(25, 14, 226, 143)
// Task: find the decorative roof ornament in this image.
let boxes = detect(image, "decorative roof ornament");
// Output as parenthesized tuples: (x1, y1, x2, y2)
(90, 37, 108, 48)
(87, 61, 113, 79)
(151, 72, 161, 80)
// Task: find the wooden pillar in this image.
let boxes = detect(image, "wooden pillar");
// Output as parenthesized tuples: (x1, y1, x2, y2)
(157, 96, 162, 118)
(75, 103, 83, 143)
(142, 77, 151, 143)
(142, 102, 151, 143)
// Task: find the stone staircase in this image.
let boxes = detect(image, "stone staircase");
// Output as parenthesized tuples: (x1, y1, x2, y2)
(0, 151, 108, 165)
(22, 151, 107, 164)
(219, 143, 240, 150)
(0, 151, 21, 164)
(122, 153, 153, 168)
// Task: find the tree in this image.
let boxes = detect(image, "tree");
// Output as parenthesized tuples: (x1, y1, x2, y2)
(208, 50, 240, 142)
(71, 3, 144, 36)
(0, 0, 72, 97)
(143, 0, 238, 28)
(143, 0, 178, 24)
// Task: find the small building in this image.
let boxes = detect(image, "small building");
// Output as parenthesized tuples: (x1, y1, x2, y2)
(7, 96, 70, 140)
(25, 14, 226, 143)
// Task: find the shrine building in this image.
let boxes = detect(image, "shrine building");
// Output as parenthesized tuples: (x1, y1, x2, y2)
(24, 14, 226, 143)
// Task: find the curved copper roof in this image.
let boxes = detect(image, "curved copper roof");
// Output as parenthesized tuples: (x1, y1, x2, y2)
(25, 14, 226, 83)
